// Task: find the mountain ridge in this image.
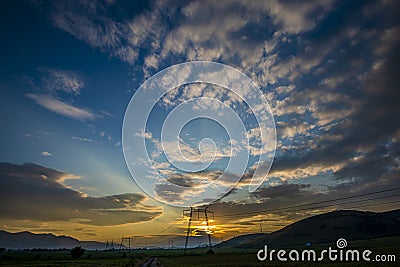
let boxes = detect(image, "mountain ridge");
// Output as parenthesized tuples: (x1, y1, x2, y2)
(1, 209, 399, 250)
(0, 230, 106, 250)
(218, 209, 400, 249)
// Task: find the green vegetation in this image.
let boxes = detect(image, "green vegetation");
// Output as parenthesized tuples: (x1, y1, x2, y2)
(70, 246, 85, 259)
(0, 237, 398, 266)
(0, 250, 146, 267)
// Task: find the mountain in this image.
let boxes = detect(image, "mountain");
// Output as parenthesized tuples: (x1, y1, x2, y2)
(0, 230, 106, 250)
(3, 209, 399, 250)
(218, 209, 400, 249)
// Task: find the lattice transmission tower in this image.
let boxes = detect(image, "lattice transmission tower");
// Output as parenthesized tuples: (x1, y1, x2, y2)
(182, 207, 214, 254)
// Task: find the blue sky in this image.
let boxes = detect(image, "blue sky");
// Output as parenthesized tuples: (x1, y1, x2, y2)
(0, 0, 399, 243)
(0, 1, 137, 196)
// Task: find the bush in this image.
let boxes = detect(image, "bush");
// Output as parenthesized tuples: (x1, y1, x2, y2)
(71, 246, 85, 259)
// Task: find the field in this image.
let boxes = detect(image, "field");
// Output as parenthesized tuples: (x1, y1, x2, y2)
(0, 237, 398, 266)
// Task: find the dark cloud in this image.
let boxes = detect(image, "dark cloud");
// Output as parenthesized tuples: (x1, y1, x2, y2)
(268, 0, 400, 194)
(154, 182, 216, 205)
(16, 0, 400, 233)
(0, 162, 162, 226)
(166, 170, 222, 187)
(207, 179, 400, 233)
(35, 1, 399, 194)
(252, 182, 312, 199)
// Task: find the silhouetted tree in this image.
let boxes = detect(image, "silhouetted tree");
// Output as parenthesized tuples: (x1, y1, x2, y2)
(70, 246, 85, 259)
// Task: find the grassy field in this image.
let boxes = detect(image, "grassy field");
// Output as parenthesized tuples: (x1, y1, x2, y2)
(0, 250, 147, 266)
(158, 238, 400, 267)
(0, 237, 398, 266)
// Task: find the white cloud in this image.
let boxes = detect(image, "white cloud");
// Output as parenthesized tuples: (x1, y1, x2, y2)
(52, 7, 127, 60)
(134, 130, 153, 139)
(258, 0, 333, 34)
(278, 121, 312, 139)
(40, 67, 85, 95)
(27, 94, 96, 121)
(45, 0, 333, 81)
(160, 83, 243, 112)
(152, 137, 232, 164)
(72, 136, 94, 142)
(41, 151, 52, 157)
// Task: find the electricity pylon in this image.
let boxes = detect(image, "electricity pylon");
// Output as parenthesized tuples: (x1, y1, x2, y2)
(183, 207, 214, 254)
(118, 236, 134, 251)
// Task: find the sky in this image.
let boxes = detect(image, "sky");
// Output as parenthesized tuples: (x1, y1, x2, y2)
(0, 0, 399, 246)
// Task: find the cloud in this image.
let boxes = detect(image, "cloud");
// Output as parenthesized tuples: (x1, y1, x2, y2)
(0, 162, 162, 226)
(37, 0, 400, 207)
(154, 181, 209, 206)
(252, 182, 313, 199)
(39, 67, 86, 95)
(25, 67, 98, 122)
(45, 0, 164, 64)
(41, 0, 333, 77)
(27, 94, 96, 121)
(258, 0, 333, 34)
(134, 130, 153, 139)
(206, 177, 400, 234)
(41, 151, 52, 157)
(72, 136, 93, 142)
(166, 170, 223, 188)
(268, 6, 400, 186)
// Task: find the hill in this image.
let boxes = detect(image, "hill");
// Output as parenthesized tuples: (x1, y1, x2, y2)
(0, 230, 106, 250)
(218, 209, 400, 248)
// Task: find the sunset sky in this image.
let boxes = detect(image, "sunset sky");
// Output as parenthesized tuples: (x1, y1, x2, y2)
(0, 0, 399, 246)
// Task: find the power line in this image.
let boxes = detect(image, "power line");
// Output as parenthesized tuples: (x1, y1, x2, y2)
(258, 194, 400, 215)
(151, 187, 400, 240)
(219, 192, 400, 218)
(158, 222, 178, 234)
(218, 195, 400, 219)
(342, 199, 400, 209)
(218, 187, 400, 218)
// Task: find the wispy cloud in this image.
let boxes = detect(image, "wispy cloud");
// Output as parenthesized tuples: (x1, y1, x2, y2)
(27, 94, 96, 121)
(38, 0, 400, 210)
(134, 130, 153, 139)
(39, 67, 86, 95)
(72, 136, 93, 142)
(24, 67, 99, 122)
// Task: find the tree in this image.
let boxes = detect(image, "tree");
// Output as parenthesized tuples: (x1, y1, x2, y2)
(70, 246, 85, 259)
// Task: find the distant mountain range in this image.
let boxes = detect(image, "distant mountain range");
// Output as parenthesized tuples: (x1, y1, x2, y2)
(0, 229, 219, 250)
(218, 209, 400, 248)
(2, 209, 399, 250)
(0, 230, 107, 250)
